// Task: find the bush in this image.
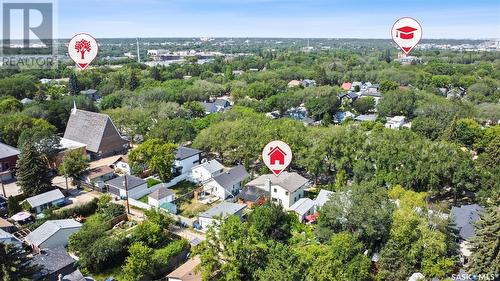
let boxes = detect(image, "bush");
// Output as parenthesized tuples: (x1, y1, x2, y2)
(152, 239, 189, 276)
(52, 198, 98, 219)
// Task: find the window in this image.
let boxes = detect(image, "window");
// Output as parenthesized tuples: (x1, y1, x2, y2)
(285, 191, 289, 195)
(273, 188, 277, 193)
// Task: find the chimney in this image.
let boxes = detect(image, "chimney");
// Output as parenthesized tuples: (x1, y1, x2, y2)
(265, 178, 272, 202)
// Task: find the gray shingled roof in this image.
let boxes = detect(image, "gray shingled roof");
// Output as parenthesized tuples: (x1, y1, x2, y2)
(210, 165, 249, 190)
(246, 172, 309, 193)
(63, 109, 125, 153)
(149, 187, 174, 200)
(290, 198, 315, 216)
(193, 160, 224, 174)
(31, 247, 75, 279)
(199, 202, 246, 219)
(0, 142, 20, 159)
(175, 146, 201, 160)
(25, 219, 81, 247)
(105, 175, 146, 190)
(26, 189, 65, 208)
(451, 204, 484, 240)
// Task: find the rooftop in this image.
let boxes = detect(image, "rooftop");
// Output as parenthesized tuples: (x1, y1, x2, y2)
(59, 138, 86, 151)
(105, 175, 146, 190)
(289, 198, 315, 216)
(30, 247, 76, 279)
(149, 186, 175, 200)
(176, 146, 202, 160)
(26, 189, 65, 208)
(25, 219, 82, 247)
(193, 159, 224, 174)
(210, 165, 249, 190)
(236, 185, 269, 202)
(314, 189, 334, 209)
(246, 172, 309, 193)
(0, 142, 20, 159)
(199, 202, 246, 219)
(451, 204, 484, 240)
(167, 256, 202, 281)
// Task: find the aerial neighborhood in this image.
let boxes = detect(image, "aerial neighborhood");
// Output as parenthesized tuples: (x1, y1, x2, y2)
(0, 35, 498, 281)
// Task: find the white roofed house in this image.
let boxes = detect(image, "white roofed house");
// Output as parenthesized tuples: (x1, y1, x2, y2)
(62, 105, 129, 160)
(191, 159, 224, 183)
(289, 198, 315, 222)
(385, 116, 411, 130)
(244, 172, 309, 210)
(0, 228, 23, 247)
(148, 187, 175, 208)
(202, 165, 249, 200)
(25, 219, 82, 253)
(26, 189, 66, 214)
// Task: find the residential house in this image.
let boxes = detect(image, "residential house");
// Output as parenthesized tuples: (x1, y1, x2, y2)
(367, 84, 380, 94)
(451, 204, 484, 265)
(26, 189, 65, 214)
(30, 247, 79, 281)
(167, 256, 202, 281)
(63, 106, 129, 159)
(232, 70, 244, 76)
(85, 165, 115, 189)
(0, 217, 15, 232)
(338, 92, 358, 104)
(201, 98, 231, 114)
(174, 147, 202, 178)
(191, 160, 224, 183)
(25, 219, 82, 252)
(203, 165, 249, 200)
(106, 175, 147, 199)
(20, 97, 33, 105)
(446, 87, 467, 100)
(288, 80, 301, 88)
(314, 189, 334, 211)
(301, 79, 316, 87)
(0, 142, 20, 181)
(0, 228, 22, 247)
(244, 172, 309, 210)
(350, 81, 362, 91)
(80, 89, 101, 101)
(334, 111, 355, 123)
(341, 82, 352, 91)
(289, 198, 315, 222)
(360, 82, 372, 91)
(359, 91, 382, 105)
(287, 105, 308, 120)
(53, 138, 87, 169)
(385, 116, 409, 129)
(198, 202, 246, 231)
(354, 114, 378, 122)
(148, 187, 175, 208)
(236, 185, 269, 208)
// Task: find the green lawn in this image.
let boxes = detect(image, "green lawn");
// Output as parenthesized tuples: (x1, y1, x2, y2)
(178, 198, 211, 218)
(170, 180, 198, 195)
(138, 194, 149, 203)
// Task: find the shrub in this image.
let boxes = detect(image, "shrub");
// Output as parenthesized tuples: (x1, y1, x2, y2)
(147, 178, 162, 188)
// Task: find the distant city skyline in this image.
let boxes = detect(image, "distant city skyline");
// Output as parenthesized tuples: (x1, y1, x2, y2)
(57, 0, 500, 39)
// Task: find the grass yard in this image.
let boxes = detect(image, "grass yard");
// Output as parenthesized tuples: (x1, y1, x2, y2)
(170, 180, 198, 195)
(178, 198, 211, 218)
(138, 194, 149, 203)
(88, 266, 122, 281)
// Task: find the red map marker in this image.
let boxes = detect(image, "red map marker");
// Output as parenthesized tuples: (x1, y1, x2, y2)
(68, 33, 98, 70)
(262, 140, 293, 177)
(391, 17, 422, 55)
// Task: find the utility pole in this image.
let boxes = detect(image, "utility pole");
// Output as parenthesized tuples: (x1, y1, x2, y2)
(136, 38, 141, 64)
(124, 175, 130, 215)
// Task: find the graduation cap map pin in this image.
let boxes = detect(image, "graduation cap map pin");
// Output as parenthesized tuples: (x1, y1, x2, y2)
(392, 17, 422, 55)
(68, 33, 99, 70)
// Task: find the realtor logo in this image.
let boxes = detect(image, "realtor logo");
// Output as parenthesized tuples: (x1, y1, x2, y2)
(262, 140, 293, 177)
(1, 1, 56, 67)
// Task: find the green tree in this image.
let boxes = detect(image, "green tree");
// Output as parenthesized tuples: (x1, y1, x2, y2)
(128, 71, 139, 90)
(379, 80, 399, 92)
(254, 243, 304, 281)
(0, 96, 22, 113)
(7, 196, 22, 216)
(352, 97, 375, 114)
(0, 242, 39, 280)
(150, 66, 161, 81)
(316, 182, 394, 251)
(122, 242, 154, 281)
(147, 118, 197, 144)
(468, 207, 500, 275)
(444, 118, 483, 148)
(377, 90, 416, 117)
(59, 149, 90, 185)
(69, 72, 80, 95)
(302, 233, 371, 281)
(16, 142, 53, 197)
(249, 203, 295, 242)
(129, 139, 177, 181)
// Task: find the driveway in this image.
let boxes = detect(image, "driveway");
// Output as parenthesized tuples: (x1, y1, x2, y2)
(170, 225, 206, 246)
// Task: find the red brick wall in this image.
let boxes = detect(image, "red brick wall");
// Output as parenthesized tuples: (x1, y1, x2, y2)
(0, 155, 18, 172)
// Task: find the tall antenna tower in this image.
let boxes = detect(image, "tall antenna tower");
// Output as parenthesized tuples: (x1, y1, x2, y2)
(136, 38, 141, 63)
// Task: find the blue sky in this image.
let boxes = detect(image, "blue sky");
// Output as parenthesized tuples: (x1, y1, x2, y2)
(56, 0, 500, 39)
